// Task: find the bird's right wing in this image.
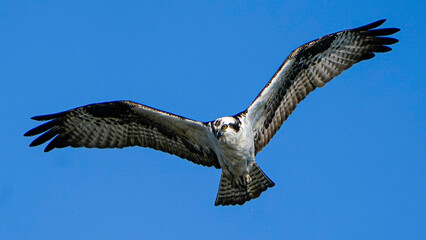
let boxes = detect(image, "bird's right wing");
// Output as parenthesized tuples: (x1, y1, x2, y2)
(25, 100, 220, 168)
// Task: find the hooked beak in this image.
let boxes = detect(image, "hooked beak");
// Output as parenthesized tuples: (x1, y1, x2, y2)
(216, 131, 224, 139)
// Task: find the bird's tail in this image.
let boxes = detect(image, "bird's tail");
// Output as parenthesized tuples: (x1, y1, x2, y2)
(215, 163, 275, 206)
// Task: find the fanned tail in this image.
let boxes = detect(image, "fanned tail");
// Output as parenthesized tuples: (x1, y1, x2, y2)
(215, 163, 275, 206)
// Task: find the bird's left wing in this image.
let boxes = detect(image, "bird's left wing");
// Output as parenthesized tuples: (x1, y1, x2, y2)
(244, 19, 399, 154)
(25, 100, 220, 168)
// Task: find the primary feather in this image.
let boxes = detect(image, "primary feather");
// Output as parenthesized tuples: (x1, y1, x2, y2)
(244, 19, 399, 153)
(25, 20, 399, 206)
(25, 101, 220, 168)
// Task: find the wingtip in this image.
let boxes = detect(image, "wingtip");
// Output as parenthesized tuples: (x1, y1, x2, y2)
(374, 19, 387, 26)
(31, 115, 46, 121)
(30, 111, 67, 121)
(379, 37, 399, 45)
(24, 128, 40, 137)
(44, 139, 59, 152)
(31, 114, 55, 121)
(374, 45, 393, 53)
(384, 28, 401, 34)
(355, 19, 390, 32)
(29, 140, 39, 147)
(44, 147, 53, 153)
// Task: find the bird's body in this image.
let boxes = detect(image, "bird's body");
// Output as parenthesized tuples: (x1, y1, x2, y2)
(213, 117, 254, 176)
(25, 20, 399, 206)
(210, 116, 275, 205)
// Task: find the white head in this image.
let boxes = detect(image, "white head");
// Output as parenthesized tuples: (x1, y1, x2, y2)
(211, 116, 241, 140)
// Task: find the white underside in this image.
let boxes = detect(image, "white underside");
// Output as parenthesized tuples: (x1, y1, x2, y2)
(214, 116, 255, 179)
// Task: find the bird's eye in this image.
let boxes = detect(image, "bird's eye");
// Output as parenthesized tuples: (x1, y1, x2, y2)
(221, 124, 228, 130)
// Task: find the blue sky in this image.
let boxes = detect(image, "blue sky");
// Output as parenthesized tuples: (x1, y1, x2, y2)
(1, 1, 425, 239)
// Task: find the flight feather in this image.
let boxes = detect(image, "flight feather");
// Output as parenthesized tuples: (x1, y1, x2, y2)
(245, 19, 399, 154)
(25, 101, 220, 168)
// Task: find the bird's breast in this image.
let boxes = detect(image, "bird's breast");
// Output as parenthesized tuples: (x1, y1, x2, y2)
(217, 125, 255, 173)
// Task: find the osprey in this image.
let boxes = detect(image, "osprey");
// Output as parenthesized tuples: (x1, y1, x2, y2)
(25, 20, 399, 206)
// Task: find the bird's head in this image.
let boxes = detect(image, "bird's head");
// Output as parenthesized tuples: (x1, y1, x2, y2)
(212, 117, 241, 140)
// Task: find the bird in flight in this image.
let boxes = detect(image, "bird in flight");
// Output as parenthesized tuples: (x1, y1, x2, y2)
(25, 19, 399, 206)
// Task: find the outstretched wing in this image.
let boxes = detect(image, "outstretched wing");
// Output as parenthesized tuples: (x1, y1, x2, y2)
(25, 101, 220, 168)
(244, 19, 399, 154)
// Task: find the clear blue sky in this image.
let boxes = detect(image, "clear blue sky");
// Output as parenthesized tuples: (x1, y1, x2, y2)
(1, 1, 425, 239)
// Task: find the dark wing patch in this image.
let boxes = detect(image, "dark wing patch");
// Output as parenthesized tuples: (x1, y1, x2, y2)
(25, 101, 220, 168)
(245, 19, 399, 154)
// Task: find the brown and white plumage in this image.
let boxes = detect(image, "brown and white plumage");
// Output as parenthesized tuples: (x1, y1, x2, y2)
(245, 19, 399, 154)
(25, 101, 220, 168)
(25, 19, 399, 206)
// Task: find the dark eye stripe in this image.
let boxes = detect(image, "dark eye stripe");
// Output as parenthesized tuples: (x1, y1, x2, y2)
(229, 123, 240, 131)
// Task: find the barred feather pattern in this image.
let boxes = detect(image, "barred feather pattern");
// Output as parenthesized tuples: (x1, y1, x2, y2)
(215, 163, 275, 206)
(245, 19, 400, 154)
(25, 101, 220, 168)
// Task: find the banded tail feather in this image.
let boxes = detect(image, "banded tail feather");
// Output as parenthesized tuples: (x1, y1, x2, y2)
(24, 20, 400, 206)
(215, 163, 275, 206)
